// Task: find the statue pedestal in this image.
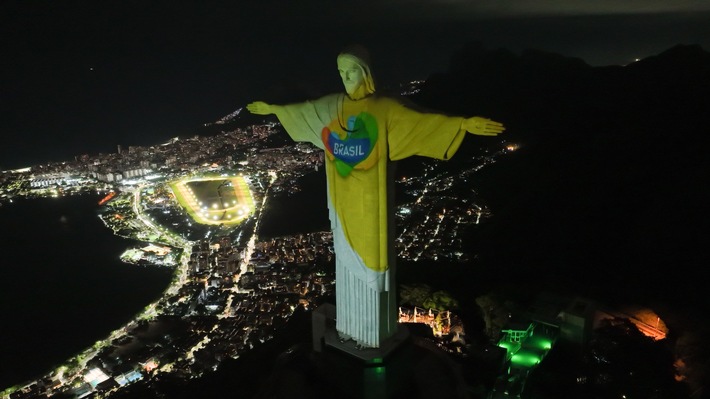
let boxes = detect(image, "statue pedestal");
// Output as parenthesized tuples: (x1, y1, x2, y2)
(305, 303, 470, 399)
(312, 303, 409, 363)
(310, 303, 412, 399)
(253, 304, 475, 399)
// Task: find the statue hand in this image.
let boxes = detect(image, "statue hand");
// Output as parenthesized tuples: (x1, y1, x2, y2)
(246, 101, 273, 115)
(463, 117, 505, 136)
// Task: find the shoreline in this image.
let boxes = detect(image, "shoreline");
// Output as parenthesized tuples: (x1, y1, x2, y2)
(1, 170, 330, 398)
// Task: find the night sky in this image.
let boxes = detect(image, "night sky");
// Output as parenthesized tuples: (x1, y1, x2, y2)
(2, 0, 710, 169)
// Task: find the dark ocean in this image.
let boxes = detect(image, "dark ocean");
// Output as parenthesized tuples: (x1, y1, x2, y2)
(0, 195, 173, 390)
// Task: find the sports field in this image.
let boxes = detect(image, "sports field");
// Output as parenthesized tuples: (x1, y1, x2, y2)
(169, 175, 255, 225)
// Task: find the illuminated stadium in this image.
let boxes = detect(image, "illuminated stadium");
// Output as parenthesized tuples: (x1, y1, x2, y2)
(169, 175, 255, 225)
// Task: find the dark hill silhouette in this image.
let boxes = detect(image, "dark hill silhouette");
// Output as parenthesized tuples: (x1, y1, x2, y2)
(409, 42, 710, 399)
(410, 42, 710, 321)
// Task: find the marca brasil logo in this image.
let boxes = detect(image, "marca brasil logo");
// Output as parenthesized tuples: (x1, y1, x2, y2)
(322, 112, 378, 176)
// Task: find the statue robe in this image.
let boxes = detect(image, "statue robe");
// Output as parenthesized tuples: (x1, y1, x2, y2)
(274, 93, 466, 347)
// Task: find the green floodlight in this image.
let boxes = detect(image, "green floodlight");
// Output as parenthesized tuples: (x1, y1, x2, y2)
(498, 340, 517, 353)
(511, 351, 541, 367)
(366, 357, 384, 365)
(537, 338, 553, 350)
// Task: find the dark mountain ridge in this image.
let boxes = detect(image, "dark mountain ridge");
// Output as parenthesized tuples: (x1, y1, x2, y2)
(409, 43, 710, 320)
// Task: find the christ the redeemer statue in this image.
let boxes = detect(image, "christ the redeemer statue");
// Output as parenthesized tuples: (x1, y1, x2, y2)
(247, 45, 505, 349)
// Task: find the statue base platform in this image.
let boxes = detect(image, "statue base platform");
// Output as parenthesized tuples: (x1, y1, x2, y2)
(250, 302, 473, 399)
(311, 303, 410, 363)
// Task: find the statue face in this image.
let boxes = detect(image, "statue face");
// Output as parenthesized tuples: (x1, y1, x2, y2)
(337, 57, 365, 97)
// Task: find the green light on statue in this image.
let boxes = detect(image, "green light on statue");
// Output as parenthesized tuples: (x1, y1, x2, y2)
(364, 366, 387, 398)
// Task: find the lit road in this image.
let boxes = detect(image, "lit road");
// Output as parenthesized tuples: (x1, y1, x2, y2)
(132, 185, 192, 249)
(221, 170, 278, 317)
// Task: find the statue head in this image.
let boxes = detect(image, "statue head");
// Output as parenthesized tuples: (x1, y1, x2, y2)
(337, 44, 376, 100)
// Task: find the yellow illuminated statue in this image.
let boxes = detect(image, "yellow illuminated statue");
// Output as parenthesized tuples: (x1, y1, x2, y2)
(247, 45, 504, 348)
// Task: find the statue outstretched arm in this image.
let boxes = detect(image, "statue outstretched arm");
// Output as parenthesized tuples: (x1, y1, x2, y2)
(462, 116, 505, 136)
(245, 97, 334, 150)
(246, 101, 277, 115)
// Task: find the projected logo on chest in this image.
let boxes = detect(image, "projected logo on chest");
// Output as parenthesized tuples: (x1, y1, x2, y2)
(322, 112, 378, 177)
